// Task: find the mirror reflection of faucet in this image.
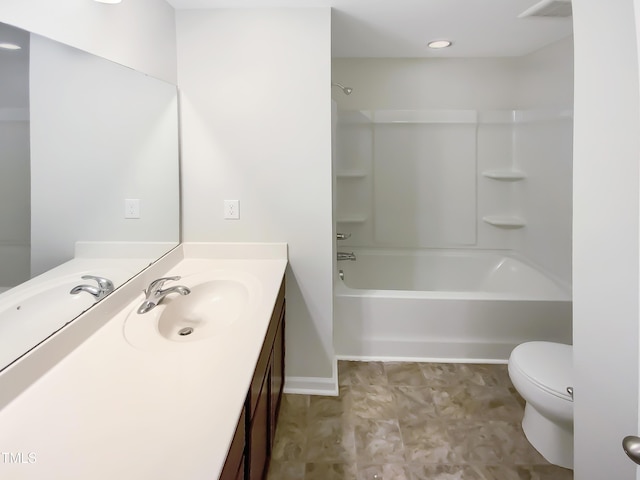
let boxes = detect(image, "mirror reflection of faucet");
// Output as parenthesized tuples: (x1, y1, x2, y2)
(137, 276, 191, 314)
(69, 275, 115, 301)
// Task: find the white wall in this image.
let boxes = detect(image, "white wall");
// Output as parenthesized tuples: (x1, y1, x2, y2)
(30, 34, 179, 275)
(573, 0, 640, 477)
(176, 9, 335, 387)
(515, 37, 574, 110)
(0, 0, 176, 83)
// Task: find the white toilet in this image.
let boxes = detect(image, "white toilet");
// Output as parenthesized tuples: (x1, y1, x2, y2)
(508, 341, 573, 470)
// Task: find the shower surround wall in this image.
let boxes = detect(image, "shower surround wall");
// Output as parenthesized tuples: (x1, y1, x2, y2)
(513, 38, 573, 283)
(332, 37, 573, 285)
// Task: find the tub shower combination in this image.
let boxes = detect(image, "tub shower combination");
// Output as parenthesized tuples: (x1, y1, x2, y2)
(334, 248, 572, 362)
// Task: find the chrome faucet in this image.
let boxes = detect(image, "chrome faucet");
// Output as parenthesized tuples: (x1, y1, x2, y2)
(337, 252, 356, 261)
(70, 275, 115, 301)
(137, 276, 191, 314)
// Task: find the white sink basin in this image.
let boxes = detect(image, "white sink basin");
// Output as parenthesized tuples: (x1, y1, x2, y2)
(157, 279, 250, 341)
(123, 270, 262, 349)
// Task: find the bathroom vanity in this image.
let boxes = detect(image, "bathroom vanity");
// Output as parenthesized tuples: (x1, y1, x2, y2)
(0, 243, 287, 480)
(220, 278, 285, 480)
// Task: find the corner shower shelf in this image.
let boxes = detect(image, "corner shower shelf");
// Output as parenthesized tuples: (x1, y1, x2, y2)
(336, 170, 367, 179)
(482, 170, 527, 181)
(482, 215, 526, 229)
(336, 215, 367, 224)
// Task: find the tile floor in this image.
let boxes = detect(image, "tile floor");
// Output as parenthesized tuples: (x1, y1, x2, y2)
(266, 361, 573, 480)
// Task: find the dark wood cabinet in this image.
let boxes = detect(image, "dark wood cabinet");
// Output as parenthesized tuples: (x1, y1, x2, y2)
(269, 311, 284, 447)
(249, 371, 269, 480)
(219, 408, 246, 480)
(235, 462, 245, 480)
(220, 278, 285, 480)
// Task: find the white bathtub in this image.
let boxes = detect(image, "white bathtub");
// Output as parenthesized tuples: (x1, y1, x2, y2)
(334, 249, 572, 363)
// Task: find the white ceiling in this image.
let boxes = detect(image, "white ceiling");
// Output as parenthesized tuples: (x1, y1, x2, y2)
(166, 0, 573, 58)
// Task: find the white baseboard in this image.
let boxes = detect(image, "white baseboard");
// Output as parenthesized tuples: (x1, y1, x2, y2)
(283, 375, 339, 396)
(335, 354, 507, 364)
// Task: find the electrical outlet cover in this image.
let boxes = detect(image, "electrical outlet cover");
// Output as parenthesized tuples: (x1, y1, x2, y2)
(224, 199, 240, 219)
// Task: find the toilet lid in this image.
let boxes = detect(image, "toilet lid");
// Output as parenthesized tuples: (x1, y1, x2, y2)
(510, 341, 573, 401)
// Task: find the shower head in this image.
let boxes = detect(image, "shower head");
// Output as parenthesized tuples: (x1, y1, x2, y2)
(332, 82, 353, 95)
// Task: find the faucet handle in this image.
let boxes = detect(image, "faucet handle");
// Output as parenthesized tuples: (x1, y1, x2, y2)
(81, 275, 114, 291)
(337, 232, 351, 240)
(146, 276, 181, 294)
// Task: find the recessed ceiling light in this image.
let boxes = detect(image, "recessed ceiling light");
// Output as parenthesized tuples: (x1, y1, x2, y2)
(0, 42, 21, 51)
(428, 40, 452, 49)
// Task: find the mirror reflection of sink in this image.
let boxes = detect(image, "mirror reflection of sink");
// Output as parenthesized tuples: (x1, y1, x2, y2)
(123, 270, 261, 350)
(0, 268, 131, 368)
(0, 278, 96, 365)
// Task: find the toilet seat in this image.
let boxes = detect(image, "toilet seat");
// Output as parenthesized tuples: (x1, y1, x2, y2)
(510, 341, 572, 402)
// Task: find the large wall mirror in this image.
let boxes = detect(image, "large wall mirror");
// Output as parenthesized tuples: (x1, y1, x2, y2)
(0, 22, 180, 371)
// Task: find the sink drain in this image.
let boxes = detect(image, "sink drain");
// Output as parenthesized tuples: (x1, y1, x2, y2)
(178, 327, 194, 336)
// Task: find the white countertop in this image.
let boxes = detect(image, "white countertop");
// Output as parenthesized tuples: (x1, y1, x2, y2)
(0, 243, 287, 480)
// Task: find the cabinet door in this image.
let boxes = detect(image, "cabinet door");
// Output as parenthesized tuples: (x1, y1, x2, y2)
(250, 282, 284, 418)
(250, 372, 270, 480)
(270, 309, 285, 445)
(235, 458, 245, 480)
